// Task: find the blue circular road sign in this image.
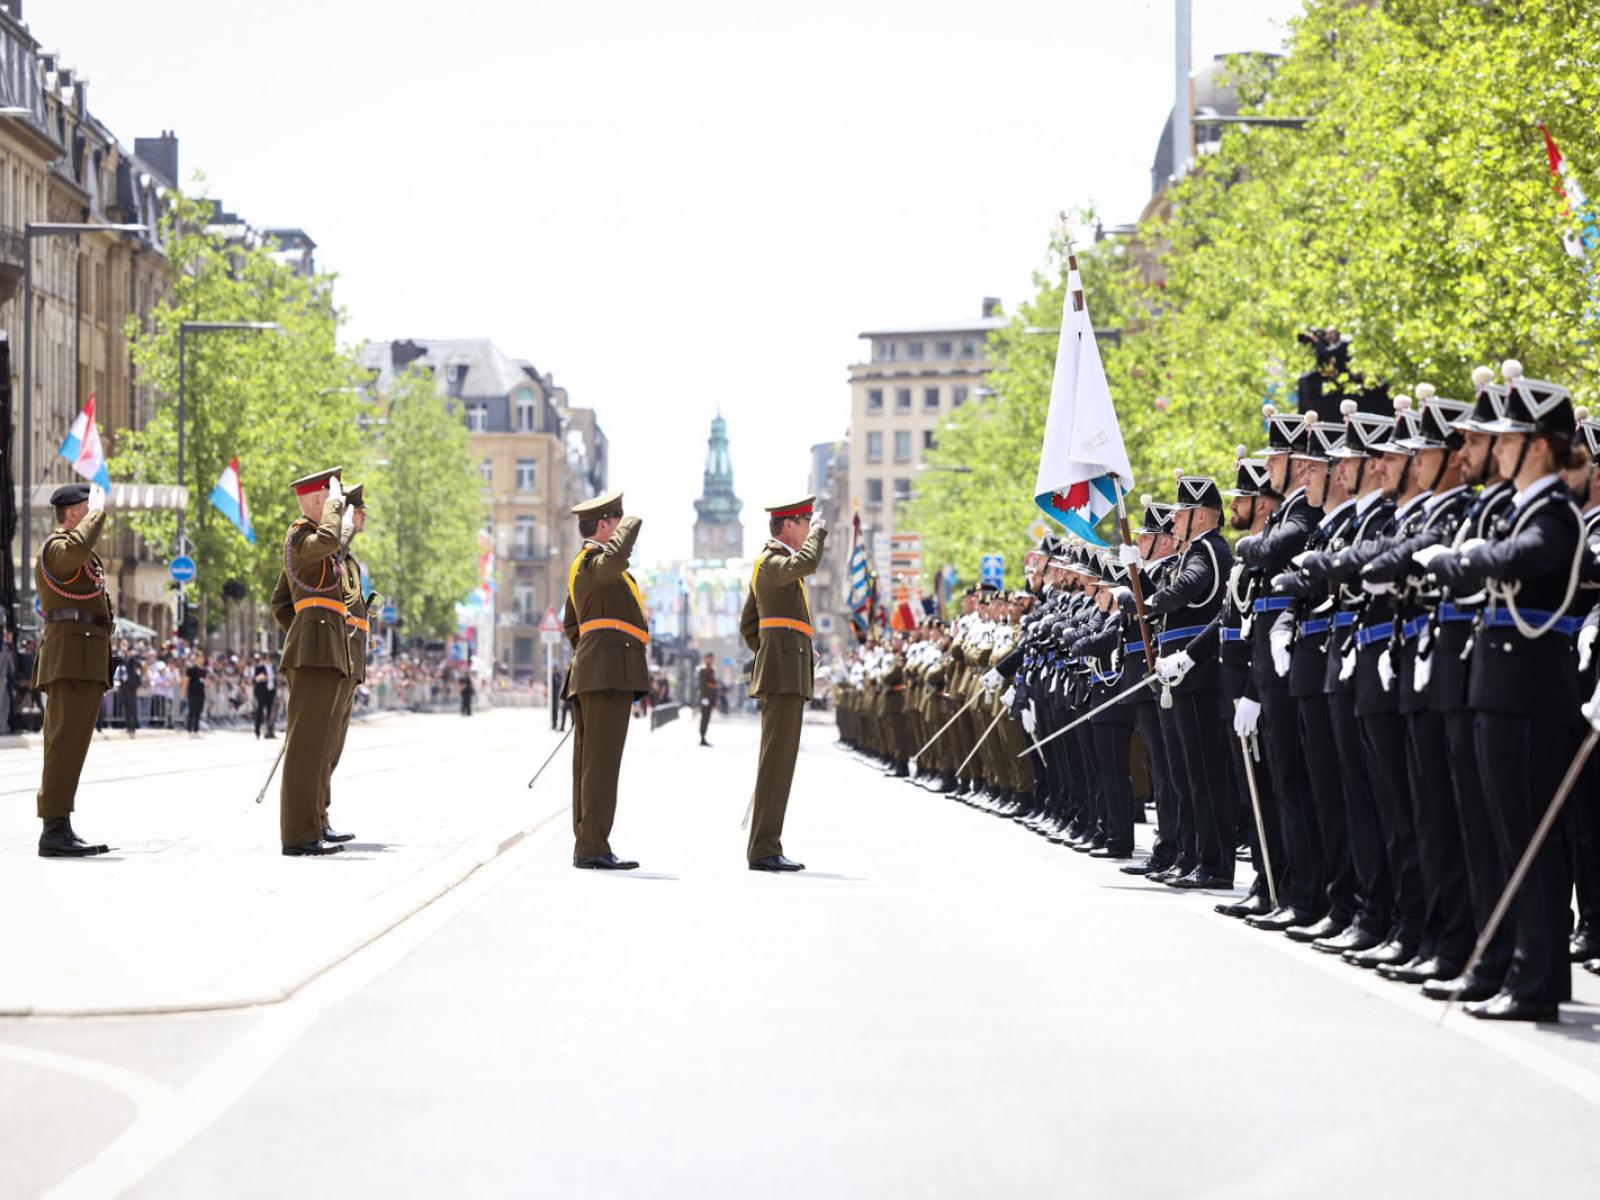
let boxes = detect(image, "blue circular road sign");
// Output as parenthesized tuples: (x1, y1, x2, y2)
(381, 603, 399, 624)
(169, 555, 197, 583)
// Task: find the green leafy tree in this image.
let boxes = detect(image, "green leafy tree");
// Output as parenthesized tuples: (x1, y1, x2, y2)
(908, 0, 1600, 584)
(361, 367, 483, 639)
(115, 190, 372, 622)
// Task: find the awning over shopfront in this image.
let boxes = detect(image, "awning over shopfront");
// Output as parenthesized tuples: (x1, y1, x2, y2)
(15, 482, 190, 511)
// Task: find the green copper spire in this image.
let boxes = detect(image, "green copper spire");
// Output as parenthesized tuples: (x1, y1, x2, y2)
(694, 410, 743, 525)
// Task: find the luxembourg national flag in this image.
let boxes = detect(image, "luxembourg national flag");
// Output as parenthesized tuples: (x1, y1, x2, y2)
(1033, 256, 1134, 545)
(209, 457, 255, 544)
(58, 394, 112, 491)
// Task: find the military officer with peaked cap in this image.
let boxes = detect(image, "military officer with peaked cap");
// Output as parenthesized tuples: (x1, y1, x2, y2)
(327, 482, 372, 843)
(34, 480, 114, 858)
(563, 489, 648, 869)
(273, 467, 352, 856)
(741, 494, 828, 871)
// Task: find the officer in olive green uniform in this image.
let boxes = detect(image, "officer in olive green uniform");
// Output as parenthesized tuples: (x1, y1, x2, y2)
(698, 653, 719, 746)
(34, 482, 113, 858)
(563, 489, 649, 869)
(323, 482, 372, 843)
(271, 467, 352, 856)
(741, 494, 828, 871)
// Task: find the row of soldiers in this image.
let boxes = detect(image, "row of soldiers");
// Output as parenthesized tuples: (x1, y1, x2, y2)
(32, 467, 374, 858)
(836, 360, 1600, 1024)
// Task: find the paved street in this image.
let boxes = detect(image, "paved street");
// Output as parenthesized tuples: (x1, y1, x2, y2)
(5, 706, 1600, 1198)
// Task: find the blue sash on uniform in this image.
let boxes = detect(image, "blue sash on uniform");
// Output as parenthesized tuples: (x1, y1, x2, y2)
(1300, 618, 1331, 636)
(1221, 627, 1244, 642)
(1481, 608, 1582, 637)
(1252, 597, 1292, 613)
(1157, 625, 1208, 646)
(1354, 621, 1394, 647)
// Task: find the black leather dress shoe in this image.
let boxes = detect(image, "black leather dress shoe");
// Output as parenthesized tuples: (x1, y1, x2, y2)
(1286, 915, 1346, 944)
(1379, 955, 1463, 984)
(1344, 938, 1415, 969)
(1070, 838, 1102, 854)
(1245, 906, 1311, 931)
(749, 855, 805, 872)
(1089, 845, 1133, 860)
(1168, 868, 1234, 890)
(574, 853, 640, 870)
(1421, 973, 1500, 1003)
(1570, 928, 1600, 962)
(1464, 992, 1560, 1023)
(283, 841, 344, 856)
(38, 818, 110, 858)
(322, 827, 355, 843)
(1148, 860, 1193, 885)
(1312, 925, 1382, 955)
(1121, 858, 1170, 876)
(1216, 890, 1272, 919)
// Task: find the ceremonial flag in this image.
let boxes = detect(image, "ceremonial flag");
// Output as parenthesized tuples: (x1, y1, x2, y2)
(1033, 257, 1134, 545)
(1541, 123, 1599, 262)
(208, 456, 255, 544)
(57, 394, 111, 491)
(847, 511, 875, 642)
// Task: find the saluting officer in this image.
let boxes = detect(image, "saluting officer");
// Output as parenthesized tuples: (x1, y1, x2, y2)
(563, 490, 648, 870)
(272, 467, 352, 857)
(741, 495, 827, 871)
(323, 482, 371, 844)
(34, 482, 113, 858)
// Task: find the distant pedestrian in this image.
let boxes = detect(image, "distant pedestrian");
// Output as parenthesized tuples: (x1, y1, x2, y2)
(115, 638, 143, 737)
(697, 652, 719, 746)
(0, 629, 15, 735)
(460, 672, 475, 716)
(550, 664, 570, 732)
(185, 651, 208, 736)
(252, 655, 276, 738)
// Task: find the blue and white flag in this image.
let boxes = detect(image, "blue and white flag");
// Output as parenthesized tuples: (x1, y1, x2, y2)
(58, 394, 112, 491)
(209, 456, 255, 544)
(1033, 261, 1134, 544)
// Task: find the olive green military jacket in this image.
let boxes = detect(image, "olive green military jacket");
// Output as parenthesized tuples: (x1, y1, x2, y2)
(562, 516, 650, 699)
(740, 526, 828, 700)
(341, 552, 369, 685)
(698, 665, 719, 702)
(881, 660, 907, 715)
(271, 496, 351, 679)
(34, 511, 114, 691)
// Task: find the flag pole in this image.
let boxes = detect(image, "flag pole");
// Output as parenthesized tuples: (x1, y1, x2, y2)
(1062, 218, 1156, 675)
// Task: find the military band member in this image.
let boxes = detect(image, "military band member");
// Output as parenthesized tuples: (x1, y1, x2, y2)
(34, 482, 113, 858)
(741, 495, 827, 871)
(563, 490, 648, 870)
(272, 467, 352, 856)
(697, 652, 719, 747)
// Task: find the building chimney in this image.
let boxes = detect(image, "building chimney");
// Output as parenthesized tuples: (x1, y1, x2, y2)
(134, 131, 179, 189)
(981, 297, 1001, 318)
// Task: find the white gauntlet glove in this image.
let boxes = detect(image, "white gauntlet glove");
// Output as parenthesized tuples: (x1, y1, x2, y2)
(1269, 622, 1292, 678)
(1339, 649, 1356, 682)
(1021, 704, 1037, 735)
(1233, 696, 1261, 739)
(1412, 543, 1452, 570)
(86, 484, 107, 515)
(1580, 624, 1598, 674)
(326, 476, 344, 506)
(1000, 686, 1016, 708)
(1117, 544, 1142, 568)
(1155, 651, 1194, 686)
(981, 668, 1003, 691)
(1377, 647, 1394, 692)
(1412, 652, 1431, 693)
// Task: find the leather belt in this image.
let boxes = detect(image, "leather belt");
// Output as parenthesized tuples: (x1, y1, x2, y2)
(345, 616, 370, 633)
(1401, 616, 1430, 641)
(1221, 627, 1244, 642)
(1354, 621, 1394, 647)
(1482, 608, 1582, 637)
(1157, 624, 1207, 646)
(1252, 597, 1292, 612)
(759, 617, 815, 637)
(294, 597, 347, 617)
(1439, 602, 1477, 623)
(44, 608, 110, 628)
(1300, 618, 1331, 636)
(579, 618, 650, 644)
(1123, 640, 1145, 655)
(1333, 611, 1357, 628)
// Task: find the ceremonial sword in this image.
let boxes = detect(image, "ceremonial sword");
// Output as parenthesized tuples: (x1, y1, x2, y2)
(1238, 733, 1279, 910)
(955, 707, 1007, 776)
(1016, 672, 1162, 757)
(911, 692, 979, 762)
(527, 726, 575, 789)
(253, 740, 289, 805)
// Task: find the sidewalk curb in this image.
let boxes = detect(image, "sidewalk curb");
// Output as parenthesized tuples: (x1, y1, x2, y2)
(0, 797, 570, 1020)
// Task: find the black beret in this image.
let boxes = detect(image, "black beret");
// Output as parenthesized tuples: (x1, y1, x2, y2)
(50, 483, 91, 508)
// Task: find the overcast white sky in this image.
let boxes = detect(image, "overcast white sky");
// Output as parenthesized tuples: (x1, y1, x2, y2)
(54, 0, 1300, 559)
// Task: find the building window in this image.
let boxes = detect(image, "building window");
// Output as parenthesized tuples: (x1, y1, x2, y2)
(961, 338, 978, 358)
(952, 386, 969, 407)
(514, 516, 538, 559)
(874, 341, 897, 362)
(894, 430, 912, 462)
(907, 341, 924, 361)
(935, 340, 953, 360)
(866, 432, 883, 463)
(923, 386, 940, 410)
(866, 478, 884, 507)
(516, 458, 538, 492)
(725, 526, 739, 546)
(514, 636, 535, 667)
(894, 388, 911, 412)
(923, 430, 937, 451)
(465, 402, 488, 432)
(894, 477, 913, 502)
(515, 390, 539, 432)
(479, 458, 493, 485)
(866, 388, 884, 413)
(514, 581, 536, 624)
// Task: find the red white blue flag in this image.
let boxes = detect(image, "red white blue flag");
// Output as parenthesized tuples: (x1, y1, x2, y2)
(208, 456, 255, 544)
(57, 393, 111, 491)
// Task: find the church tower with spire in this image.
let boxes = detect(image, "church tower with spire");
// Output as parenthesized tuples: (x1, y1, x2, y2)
(693, 411, 744, 560)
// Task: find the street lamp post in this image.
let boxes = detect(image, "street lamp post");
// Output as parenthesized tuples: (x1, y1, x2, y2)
(19, 222, 146, 631)
(173, 320, 280, 636)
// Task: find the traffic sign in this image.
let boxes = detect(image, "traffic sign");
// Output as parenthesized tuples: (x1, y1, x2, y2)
(980, 554, 1004, 588)
(540, 630, 562, 648)
(538, 607, 562, 635)
(381, 603, 399, 624)
(169, 555, 197, 584)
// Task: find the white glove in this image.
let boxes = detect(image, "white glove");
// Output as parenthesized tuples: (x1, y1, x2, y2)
(1361, 577, 1394, 595)
(86, 484, 106, 514)
(1269, 625, 1292, 677)
(1580, 624, 1598, 673)
(1118, 544, 1142, 568)
(1233, 696, 1261, 739)
(1155, 651, 1194, 686)
(1378, 647, 1394, 692)
(326, 476, 344, 505)
(1021, 704, 1037, 735)
(1290, 550, 1313, 569)
(1001, 686, 1016, 708)
(810, 513, 827, 533)
(1412, 543, 1452, 570)
(1458, 536, 1486, 555)
(1412, 652, 1431, 693)
(1584, 678, 1600, 732)
(1339, 649, 1356, 682)
(981, 668, 1003, 691)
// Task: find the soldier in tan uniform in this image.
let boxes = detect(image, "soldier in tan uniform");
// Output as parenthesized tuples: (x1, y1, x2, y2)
(740, 494, 828, 871)
(34, 482, 113, 858)
(697, 652, 720, 746)
(270, 467, 352, 856)
(563, 489, 649, 869)
(322, 482, 371, 844)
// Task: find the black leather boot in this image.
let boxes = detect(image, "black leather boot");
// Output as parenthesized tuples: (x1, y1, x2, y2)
(39, 817, 109, 858)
